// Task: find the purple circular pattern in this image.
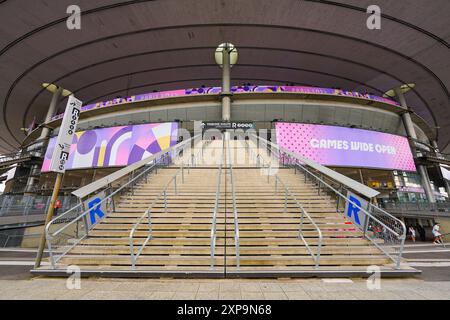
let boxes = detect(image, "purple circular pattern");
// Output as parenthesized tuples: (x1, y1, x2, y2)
(77, 130, 98, 154)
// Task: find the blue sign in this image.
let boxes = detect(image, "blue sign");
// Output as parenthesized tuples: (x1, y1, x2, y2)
(88, 197, 105, 225)
(344, 192, 368, 230)
(347, 195, 362, 225)
(84, 191, 107, 229)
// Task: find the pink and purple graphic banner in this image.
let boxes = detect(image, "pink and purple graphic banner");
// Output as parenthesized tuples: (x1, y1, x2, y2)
(50, 85, 400, 121)
(41, 122, 178, 172)
(275, 122, 416, 172)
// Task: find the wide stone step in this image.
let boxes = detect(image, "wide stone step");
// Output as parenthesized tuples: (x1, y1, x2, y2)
(60, 254, 390, 267)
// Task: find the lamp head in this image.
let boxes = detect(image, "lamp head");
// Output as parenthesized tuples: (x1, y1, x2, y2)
(42, 83, 72, 97)
(215, 43, 238, 67)
(383, 83, 416, 98)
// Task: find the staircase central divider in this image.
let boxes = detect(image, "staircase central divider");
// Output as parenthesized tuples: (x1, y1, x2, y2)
(129, 164, 185, 269)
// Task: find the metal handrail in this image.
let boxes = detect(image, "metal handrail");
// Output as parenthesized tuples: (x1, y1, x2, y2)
(191, 139, 211, 167)
(245, 138, 322, 268)
(227, 139, 240, 268)
(72, 134, 200, 199)
(291, 159, 406, 268)
(251, 135, 379, 198)
(253, 134, 406, 268)
(0, 150, 41, 166)
(210, 139, 224, 268)
(245, 138, 321, 268)
(129, 164, 185, 269)
(45, 161, 160, 268)
(44, 135, 199, 269)
(272, 174, 322, 268)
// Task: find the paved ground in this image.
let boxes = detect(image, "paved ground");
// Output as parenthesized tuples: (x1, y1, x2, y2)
(0, 245, 449, 300)
(1, 277, 450, 300)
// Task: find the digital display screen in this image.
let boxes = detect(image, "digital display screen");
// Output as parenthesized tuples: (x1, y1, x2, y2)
(275, 122, 416, 172)
(51, 85, 400, 121)
(41, 122, 178, 171)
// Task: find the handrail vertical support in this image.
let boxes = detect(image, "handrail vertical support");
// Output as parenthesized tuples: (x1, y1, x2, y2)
(164, 190, 167, 213)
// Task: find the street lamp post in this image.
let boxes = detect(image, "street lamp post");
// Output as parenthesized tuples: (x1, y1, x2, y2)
(215, 43, 238, 121)
(25, 83, 72, 194)
(34, 90, 81, 269)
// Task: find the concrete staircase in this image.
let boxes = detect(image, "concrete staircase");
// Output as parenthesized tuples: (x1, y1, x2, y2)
(60, 167, 225, 271)
(41, 139, 411, 277)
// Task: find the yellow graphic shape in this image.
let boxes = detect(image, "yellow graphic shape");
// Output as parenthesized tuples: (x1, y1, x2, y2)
(157, 136, 171, 150)
(97, 141, 107, 167)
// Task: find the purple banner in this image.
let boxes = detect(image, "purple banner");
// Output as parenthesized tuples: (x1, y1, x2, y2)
(50, 85, 400, 121)
(41, 122, 178, 171)
(276, 122, 416, 172)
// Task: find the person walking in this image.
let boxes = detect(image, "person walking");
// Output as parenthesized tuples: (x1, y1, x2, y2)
(408, 226, 416, 242)
(432, 223, 443, 244)
(54, 199, 62, 216)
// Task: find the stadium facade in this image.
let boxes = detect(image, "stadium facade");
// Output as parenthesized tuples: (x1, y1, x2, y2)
(3, 83, 450, 227)
(0, 1, 449, 275)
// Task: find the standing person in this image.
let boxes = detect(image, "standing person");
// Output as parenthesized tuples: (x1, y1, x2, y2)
(54, 199, 62, 216)
(416, 224, 426, 242)
(408, 226, 416, 242)
(432, 223, 443, 244)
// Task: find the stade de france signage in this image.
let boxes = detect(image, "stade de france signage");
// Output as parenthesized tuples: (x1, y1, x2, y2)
(49, 95, 82, 173)
(201, 121, 255, 131)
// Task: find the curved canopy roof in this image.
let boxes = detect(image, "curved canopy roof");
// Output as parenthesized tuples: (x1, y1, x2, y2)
(0, 0, 449, 154)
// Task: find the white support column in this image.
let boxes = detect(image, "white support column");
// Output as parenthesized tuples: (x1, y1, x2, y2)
(395, 87, 436, 203)
(25, 87, 63, 194)
(221, 45, 231, 121)
(431, 140, 450, 199)
(40, 87, 62, 140)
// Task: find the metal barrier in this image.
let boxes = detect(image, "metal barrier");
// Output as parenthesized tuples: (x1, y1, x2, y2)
(381, 201, 450, 213)
(0, 195, 78, 217)
(0, 150, 42, 168)
(227, 139, 240, 268)
(129, 164, 186, 269)
(273, 174, 322, 268)
(252, 134, 406, 269)
(0, 232, 41, 248)
(0, 195, 79, 230)
(210, 139, 224, 268)
(45, 161, 161, 268)
(245, 138, 322, 268)
(44, 135, 199, 269)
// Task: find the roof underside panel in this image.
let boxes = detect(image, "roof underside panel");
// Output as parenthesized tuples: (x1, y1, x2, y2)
(0, 0, 449, 153)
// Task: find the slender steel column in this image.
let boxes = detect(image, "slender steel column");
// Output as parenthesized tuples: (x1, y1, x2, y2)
(395, 87, 435, 203)
(221, 45, 232, 121)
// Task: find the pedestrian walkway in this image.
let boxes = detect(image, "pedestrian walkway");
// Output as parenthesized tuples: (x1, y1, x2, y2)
(1, 278, 449, 300)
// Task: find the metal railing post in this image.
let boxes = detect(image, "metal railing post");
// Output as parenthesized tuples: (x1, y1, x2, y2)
(147, 209, 152, 240)
(181, 163, 185, 183)
(299, 210, 304, 238)
(46, 235, 56, 269)
(284, 189, 288, 213)
(315, 238, 322, 269)
(82, 214, 89, 236)
(164, 190, 167, 213)
(275, 177, 278, 194)
(174, 176, 177, 195)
